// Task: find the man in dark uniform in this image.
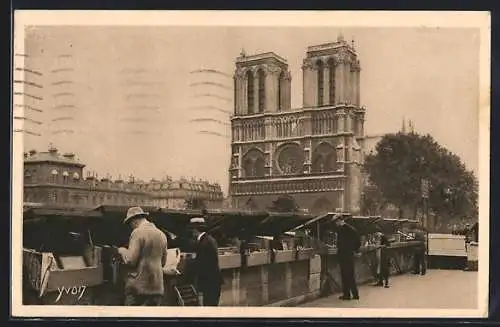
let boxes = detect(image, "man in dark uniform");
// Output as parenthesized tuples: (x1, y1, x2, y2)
(188, 217, 223, 306)
(335, 216, 361, 300)
(374, 231, 391, 288)
(413, 228, 427, 275)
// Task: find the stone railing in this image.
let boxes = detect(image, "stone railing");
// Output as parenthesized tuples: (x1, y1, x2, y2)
(23, 242, 420, 306)
(230, 175, 345, 195)
(231, 105, 364, 143)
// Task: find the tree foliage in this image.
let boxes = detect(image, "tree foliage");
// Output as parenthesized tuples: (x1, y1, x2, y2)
(268, 195, 299, 213)
(360, 183, 387, 216)
(364, 132, 478, 220)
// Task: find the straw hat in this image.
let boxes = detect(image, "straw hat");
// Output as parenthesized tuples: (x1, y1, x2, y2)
(188, 217, 207, 230)
(123, 206, 149, 224)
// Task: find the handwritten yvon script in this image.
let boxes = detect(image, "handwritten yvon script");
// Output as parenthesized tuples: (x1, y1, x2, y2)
(54, 285, 87, 303)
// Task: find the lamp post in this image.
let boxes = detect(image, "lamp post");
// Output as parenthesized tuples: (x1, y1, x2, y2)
(421, 178, 430, 229)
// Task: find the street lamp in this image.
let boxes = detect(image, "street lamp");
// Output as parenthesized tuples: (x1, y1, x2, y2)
(421, 178, 430, 229)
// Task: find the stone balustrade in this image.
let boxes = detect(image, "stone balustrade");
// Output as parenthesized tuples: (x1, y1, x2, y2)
(231, 105, 365, 143)
(23, 242, 420, 306)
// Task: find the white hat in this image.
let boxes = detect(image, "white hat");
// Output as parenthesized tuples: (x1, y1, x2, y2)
(124, 206, 149, 224)
(188, 217, 207, 229)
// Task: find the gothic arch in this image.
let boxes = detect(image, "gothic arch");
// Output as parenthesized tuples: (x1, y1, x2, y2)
(257, 68, 266, 112)
(312, 142, 337, 173)
(327, 58, 336, 104)
(316, 59, 325, 106)
(278, 70, 285, 111)
(246, 70, 254, 114)
(242, 148, 265, 177)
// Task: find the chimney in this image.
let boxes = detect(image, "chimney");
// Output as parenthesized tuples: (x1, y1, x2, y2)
(48, 146, 58, 156)
(63, 152, 75, 160)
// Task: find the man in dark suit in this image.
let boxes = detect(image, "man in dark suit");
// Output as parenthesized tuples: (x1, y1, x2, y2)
(335, 216, 361, 301)
(374, 231, 391, 288)
(413, 229, 427, 275)
(188, 217, 223, 306)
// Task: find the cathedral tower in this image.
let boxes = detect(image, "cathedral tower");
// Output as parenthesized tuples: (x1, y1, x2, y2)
(229, 38, 366, 215)
(233, 51, 292, 115)
(302, 35, 361, 108)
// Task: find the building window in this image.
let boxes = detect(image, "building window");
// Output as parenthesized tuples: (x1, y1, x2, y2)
(72, 194, 80, 205)
(328, 59, 336, 105)
(24, 170, 32, 184)
(50, 191, 58, 204)
(317, 60, 324, 106)
(50, 169, 58, 183)
(258, 69, 265, 112)
(247, 70, 254, 114)
(62, 171, 69, 184)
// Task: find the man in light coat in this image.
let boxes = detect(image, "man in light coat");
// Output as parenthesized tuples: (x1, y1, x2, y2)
(118, 206, 168, 306)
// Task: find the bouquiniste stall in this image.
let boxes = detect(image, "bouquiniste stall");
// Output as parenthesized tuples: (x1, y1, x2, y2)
(22, 204, 426, 306)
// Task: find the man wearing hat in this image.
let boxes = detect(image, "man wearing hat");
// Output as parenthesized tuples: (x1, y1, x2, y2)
(412, 226, 427, 275)
(188, 216, 223, 306)
(118, 206, 169, 306)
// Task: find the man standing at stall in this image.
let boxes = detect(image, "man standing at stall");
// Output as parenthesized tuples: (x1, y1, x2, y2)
(335, 215, 361, 301)
(118, 206, 168, 306)
(188, 216, 223, 306)
(413, 227, 427, 275)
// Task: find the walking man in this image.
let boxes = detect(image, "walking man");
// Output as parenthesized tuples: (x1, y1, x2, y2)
(188, 217, 223, 306)
(335, 216, 361, 301)
(118, 206, 168, 306)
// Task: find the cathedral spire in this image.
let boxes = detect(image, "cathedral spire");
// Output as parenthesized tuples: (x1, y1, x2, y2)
(337, 32, 345, 43)
(409, 119, 415, 134)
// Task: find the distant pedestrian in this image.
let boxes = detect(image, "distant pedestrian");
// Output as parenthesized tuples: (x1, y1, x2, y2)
(188, 217, 223, 306)
(335, 216, 361, 300)
(374, 232, 391, 288)
(412, 228, 427, 275)
(118, 207, 168, 306)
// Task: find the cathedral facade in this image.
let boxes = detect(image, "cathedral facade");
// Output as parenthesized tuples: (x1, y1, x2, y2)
(228, 36, 366, 215)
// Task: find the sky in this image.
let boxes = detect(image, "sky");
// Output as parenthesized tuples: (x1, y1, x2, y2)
(21, 26, 480, 194)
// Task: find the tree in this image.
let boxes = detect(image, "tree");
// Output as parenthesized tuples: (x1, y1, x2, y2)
(360, 183, 387, 216)
(364, 132, 478, 222)
(244, 198, 259, 211)
(268, 195, 299, 213)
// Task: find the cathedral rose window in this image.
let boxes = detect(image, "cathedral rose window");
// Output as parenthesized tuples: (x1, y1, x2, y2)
(277, 144, 304, 175)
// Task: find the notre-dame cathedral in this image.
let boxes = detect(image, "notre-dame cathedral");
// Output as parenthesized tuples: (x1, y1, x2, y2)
(228, 35, 366, 215)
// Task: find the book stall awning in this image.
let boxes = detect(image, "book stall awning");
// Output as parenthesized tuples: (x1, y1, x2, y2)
(23, 204, 315, 245)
